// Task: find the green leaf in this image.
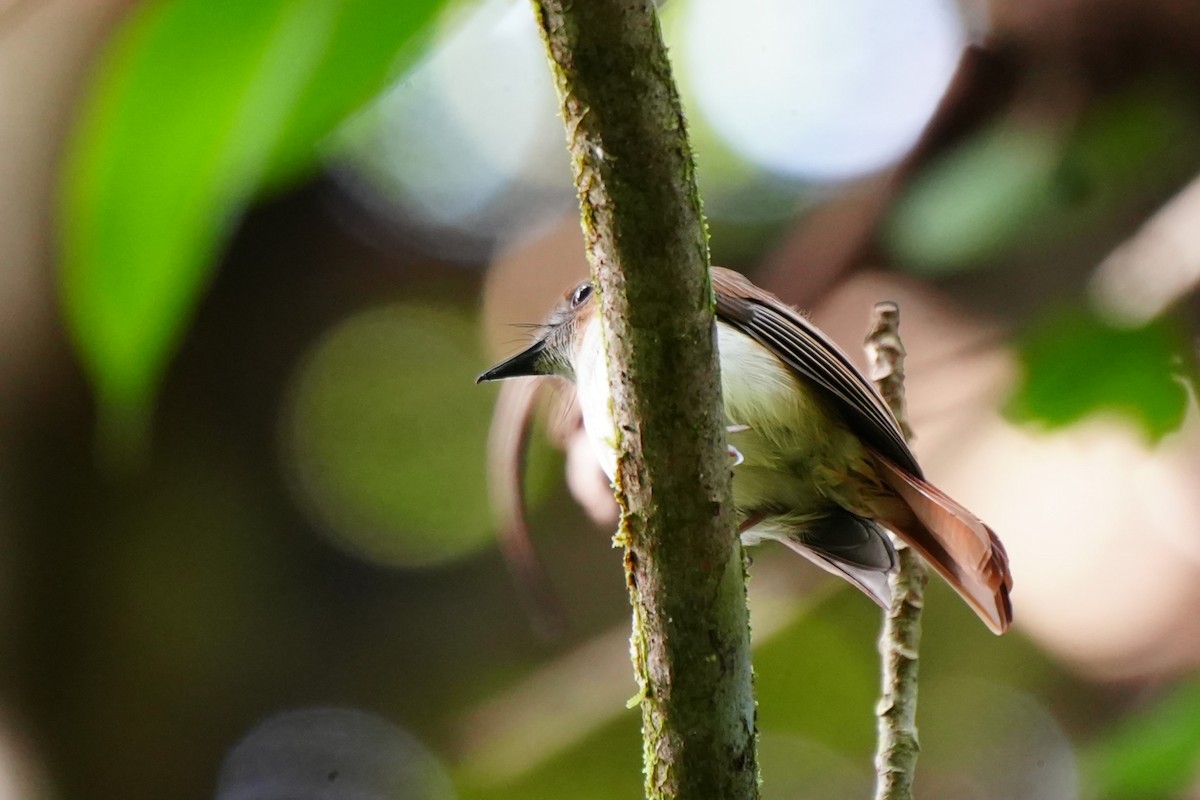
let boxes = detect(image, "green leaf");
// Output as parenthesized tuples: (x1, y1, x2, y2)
(59, 0, 441, 461)
(260, 0, 441, 189)
(1008, 308, 1194, 442)
(1086, 682, 1200, 800)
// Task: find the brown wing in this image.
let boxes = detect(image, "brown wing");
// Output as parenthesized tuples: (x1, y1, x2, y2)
(711, 267, 1012, 633)
(711, 267, 920, 475)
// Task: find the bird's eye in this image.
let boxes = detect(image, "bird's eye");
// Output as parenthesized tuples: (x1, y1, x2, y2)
(571, 282, 593, 308)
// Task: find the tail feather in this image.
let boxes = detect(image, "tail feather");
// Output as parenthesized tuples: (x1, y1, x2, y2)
(747, 510, 897, 610)
(785, 510, 897, 610)
(796, 547, 894, 611)
(868, 450, 1013, 634)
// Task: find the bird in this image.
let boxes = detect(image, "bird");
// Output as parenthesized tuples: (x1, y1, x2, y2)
(477, 267, 1012, 634)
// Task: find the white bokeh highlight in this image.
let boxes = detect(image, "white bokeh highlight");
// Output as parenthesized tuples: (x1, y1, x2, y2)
(683, 0, 966, 180)
(334, 0, 568, 241)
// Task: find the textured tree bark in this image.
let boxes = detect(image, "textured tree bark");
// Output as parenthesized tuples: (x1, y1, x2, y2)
(528, 2, 759, 799)
(866, 302, 928, 800)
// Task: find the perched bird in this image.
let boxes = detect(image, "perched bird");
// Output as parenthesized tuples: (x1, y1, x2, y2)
(478, 267, 1012, 633)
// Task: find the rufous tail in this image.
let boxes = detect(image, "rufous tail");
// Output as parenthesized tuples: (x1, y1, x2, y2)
(868, 450, 1013, 634)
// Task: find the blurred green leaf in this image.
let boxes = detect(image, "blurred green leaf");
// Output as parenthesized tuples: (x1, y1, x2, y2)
(59, 0, 441, 459)
(754, 607, 878, 755)
(1008, 308, 1194, 442)
(1086, 682, 1200, 800)
(1060, 81, 1196, 200)
(887, 124, 1063, 272)
(888, 81, 1200, 274)
(260, 0, 441, 189)
(457, 712, 643, 800)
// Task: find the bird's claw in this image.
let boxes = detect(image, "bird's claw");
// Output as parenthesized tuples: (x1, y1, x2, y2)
(727, 423, 748, 466)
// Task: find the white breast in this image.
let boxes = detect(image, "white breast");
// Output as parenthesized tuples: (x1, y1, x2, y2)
(715, 322, 804, 430)
(572, 317, 620, 481)
(571, 317, 805, 483)
(569, 315, 864, 538)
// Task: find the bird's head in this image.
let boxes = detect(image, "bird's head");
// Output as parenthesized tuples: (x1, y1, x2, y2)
(476, 279, 597, 384)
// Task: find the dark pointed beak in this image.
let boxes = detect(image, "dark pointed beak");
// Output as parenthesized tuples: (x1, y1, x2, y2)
(477, 339, 548, 383)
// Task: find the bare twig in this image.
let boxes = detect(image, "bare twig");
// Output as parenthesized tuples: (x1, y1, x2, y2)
(866, 301, 928, 800)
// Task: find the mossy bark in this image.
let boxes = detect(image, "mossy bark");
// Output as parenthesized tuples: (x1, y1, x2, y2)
(529, 2, 759, 799)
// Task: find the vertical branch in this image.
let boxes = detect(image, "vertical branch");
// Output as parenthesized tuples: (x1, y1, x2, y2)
(866, 302, 928, 800)
(529, 3, 758, 800)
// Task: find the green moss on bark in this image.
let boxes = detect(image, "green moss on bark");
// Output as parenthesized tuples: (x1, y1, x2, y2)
(529, 2, 759, 799)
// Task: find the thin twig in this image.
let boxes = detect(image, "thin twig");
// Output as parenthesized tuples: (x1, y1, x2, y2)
(866, 301, 928, 800)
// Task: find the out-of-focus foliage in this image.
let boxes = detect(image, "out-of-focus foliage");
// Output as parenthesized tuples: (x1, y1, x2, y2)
(1009, 308, 1194, 442)
(285, 304, 559, 567)
(888, 82, 1200, 273)
(888, 79, 1200, 441)
(459, 715, 644, 800)
(1086, 682, 1200, 800)
(59, 0, 442, 457)
(887, 123, 1064, 271)
(753, 612, 879, 755)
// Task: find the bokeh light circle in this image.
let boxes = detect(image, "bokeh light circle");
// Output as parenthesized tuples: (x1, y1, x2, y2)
(216, 707, 455, 800)
(284, 305, 497, 568)
(918, 679, 1078, 799)
(331, 0, 571, 256)
(683, 0, 966, 181)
